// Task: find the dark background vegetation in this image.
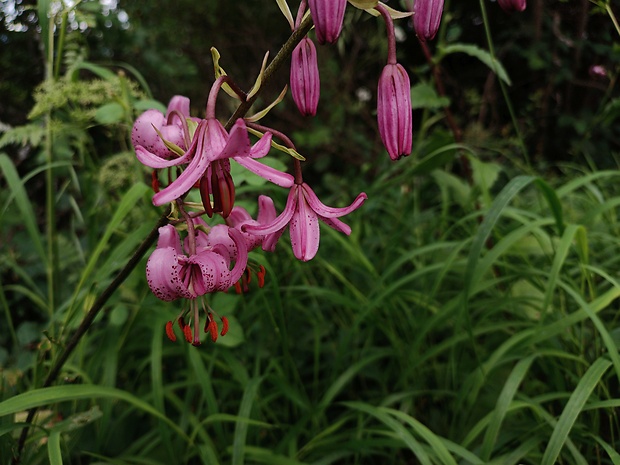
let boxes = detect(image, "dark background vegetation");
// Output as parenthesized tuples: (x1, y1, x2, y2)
(2, 0, 619, 173)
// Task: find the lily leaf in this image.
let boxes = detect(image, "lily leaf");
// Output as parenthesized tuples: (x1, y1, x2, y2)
(247, 52, 270, 100)
(439, 44, 512, 85)
(246, 85, 288, 123)
(210, 47, 242, 100)
(348, 0, 379, 9)
(275, 0, 295, 30)
(362, 2, 413, 18)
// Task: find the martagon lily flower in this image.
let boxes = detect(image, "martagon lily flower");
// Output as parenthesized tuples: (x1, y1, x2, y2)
(132, 95, 191, 159)
(242, 183, 367, 261)
(146, 222, 248, 345)
(133, 78, 295, 209)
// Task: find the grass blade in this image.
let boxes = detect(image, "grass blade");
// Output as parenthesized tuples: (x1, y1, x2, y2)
(232, 377, 263, 465)
(541, 357, 612, 465)
(0, 153, 47, 263)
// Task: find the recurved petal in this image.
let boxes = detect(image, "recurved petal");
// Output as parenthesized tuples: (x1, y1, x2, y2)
(301, 183, 367, 218)
(157, 225, 183, 254)
(242, 187, 297, 236)
(233, 157, 295, 188)
(132, 109, 169, 157)
(227, 228, 249, 284)
(146, 247, 182, 301)
(190, 252, 229, 294)
(135, 143, 192, 169)
(152, 124, 211, 206)
(212, 119, 251, 161)
(319, 215, 351, 235)
(165, 95, 191, 119)
(248, 131, 273, 159)
(289, 191, 320, 261)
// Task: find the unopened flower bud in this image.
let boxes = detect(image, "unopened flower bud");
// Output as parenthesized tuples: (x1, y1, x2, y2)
(291, 37, 320, 116)
(308, 0, 347, 45)
(413, 0, 444, 41)
(497, 0, 526, 13)
(377, 63, 412, 160)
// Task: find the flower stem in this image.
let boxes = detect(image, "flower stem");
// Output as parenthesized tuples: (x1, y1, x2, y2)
(375, 4, 397, 65)
(224, 13, 313, 130)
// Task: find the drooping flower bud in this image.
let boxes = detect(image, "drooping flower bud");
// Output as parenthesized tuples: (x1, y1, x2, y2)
(290, 37, 320, 116)
(413, 0, 444, 41)
(377, 63, 412, 160)
(308, 0, 347, 45)
(497, 0, 526, 13)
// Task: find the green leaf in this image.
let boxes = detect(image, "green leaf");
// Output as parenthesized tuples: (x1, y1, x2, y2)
(0, 385, 188, 440)
(410, 83, 451, 110)
(0, 153, 47, 263)
(94, 102, 125, 125)
(133, 99, 167, 113)
(440, 44, 512, 85)
(232, 377, 263, 465)
(541, 358, 612, 465)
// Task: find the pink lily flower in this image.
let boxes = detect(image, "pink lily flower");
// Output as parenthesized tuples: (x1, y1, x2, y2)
(308, 0, 347, 45)
(242, 183, 367, 262)
(497, 0, 526, 12)
(291, 37, 320, 116)
(132, 95, 191, 159)
(147, 223, 248, 345)
(413, 0, 444, 41)
(147, 224, 248, 301)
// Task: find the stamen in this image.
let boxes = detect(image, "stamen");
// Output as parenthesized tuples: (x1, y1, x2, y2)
(165, 321, 176, 342)
(151, 171, 160, 193)
(257, 265, 266, 288)
(183, 325, 193, 343)
(208, 319, 219, 342)
(221, 316, 229, 336)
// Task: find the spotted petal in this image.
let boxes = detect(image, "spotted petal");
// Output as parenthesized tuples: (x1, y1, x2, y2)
(290, 190, 320, 261)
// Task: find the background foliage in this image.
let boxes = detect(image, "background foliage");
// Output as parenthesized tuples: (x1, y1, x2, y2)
(1, 0, 620, 464)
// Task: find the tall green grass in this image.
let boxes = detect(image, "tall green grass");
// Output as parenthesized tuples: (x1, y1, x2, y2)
(4, 155, 619, 464)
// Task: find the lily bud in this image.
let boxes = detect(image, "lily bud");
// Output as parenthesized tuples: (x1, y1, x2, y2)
(413, 0, 444, 41)
(497, 0, 526, 13)
(377, 63, 412, 160)
(308, 0, 347, 45)
(290, 37, 320, 116)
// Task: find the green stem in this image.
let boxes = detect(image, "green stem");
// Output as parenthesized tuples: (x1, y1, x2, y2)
(606, 3, 620, 36)
(0, 278, 18, 349)
(478, 0, 531, 168)
(53, 11, 68, 80)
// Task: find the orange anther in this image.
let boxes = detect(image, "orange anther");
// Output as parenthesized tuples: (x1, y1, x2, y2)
(165, 321, 176, 342)
(221, 316, 229, 336)
(183, 325, 193, 343)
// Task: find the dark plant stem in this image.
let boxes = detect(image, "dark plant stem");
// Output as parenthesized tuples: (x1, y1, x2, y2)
(13, 12, 314, 464)
(225, 14, 313, 129)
